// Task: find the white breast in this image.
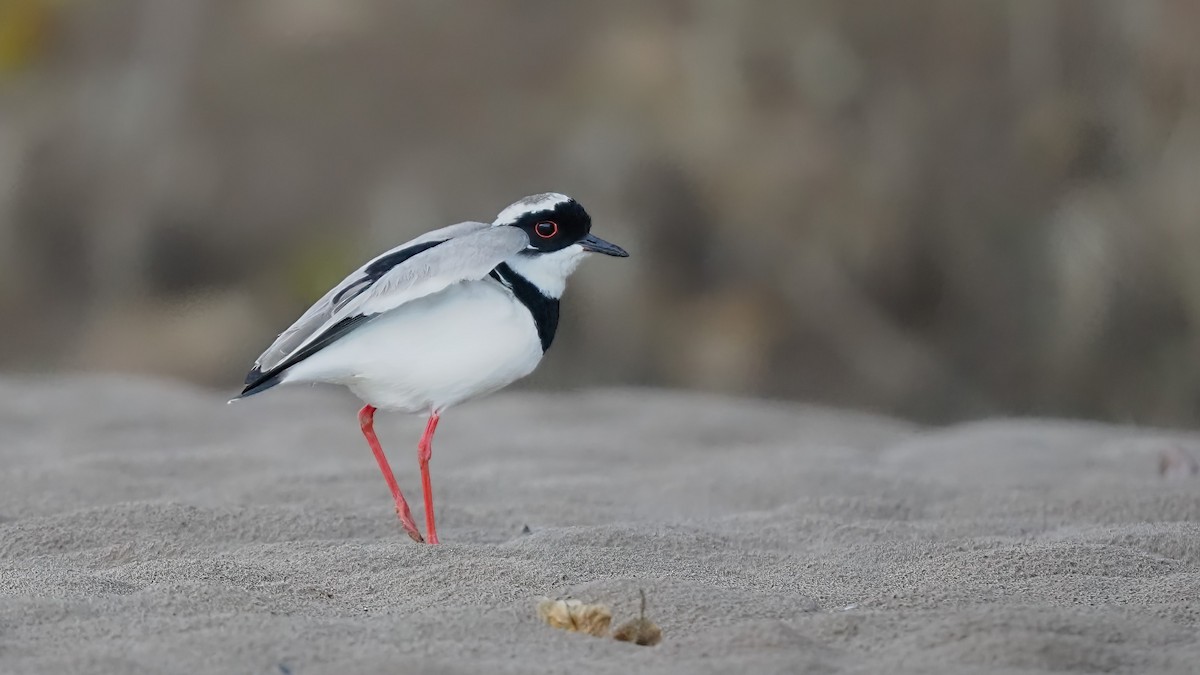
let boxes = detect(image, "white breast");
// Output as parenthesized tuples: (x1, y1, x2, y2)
(281, 279, 544, 413)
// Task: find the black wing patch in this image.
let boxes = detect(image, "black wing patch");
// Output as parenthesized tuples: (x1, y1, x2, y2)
(240, 313, 374, 397)
(240, 239, 449, 398)
(243, 364, 265, 386)
(332, 239, 447, 307)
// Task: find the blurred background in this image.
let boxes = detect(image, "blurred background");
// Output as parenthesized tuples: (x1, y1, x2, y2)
(1, 0, 1199, 426)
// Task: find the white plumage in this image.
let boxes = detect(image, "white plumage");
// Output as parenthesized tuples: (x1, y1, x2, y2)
(283, 277, 543, 412)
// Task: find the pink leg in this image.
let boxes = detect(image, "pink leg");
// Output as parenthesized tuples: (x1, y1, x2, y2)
(418, 411, 441, 545)
(358, 405, 424, 543)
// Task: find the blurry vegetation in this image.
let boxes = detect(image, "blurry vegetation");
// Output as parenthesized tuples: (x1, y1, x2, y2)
(0, 0, 52, 75)
(2, 0, 1200, 426)
(282, 237, 361, 304)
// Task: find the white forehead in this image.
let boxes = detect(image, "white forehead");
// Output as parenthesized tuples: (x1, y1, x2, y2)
(492, 192, 572, 225)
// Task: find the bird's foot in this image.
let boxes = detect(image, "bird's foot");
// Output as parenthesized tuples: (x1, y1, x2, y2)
(395, 507, 425, 543)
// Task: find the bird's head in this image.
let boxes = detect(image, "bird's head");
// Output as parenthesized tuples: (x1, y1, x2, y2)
(492, 193, 628, 297)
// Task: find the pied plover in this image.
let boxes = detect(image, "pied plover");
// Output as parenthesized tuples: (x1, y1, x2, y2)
(233, 193, 628, 543)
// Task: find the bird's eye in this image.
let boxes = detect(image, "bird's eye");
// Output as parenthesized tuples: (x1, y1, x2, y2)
(534, 221, 558, 239)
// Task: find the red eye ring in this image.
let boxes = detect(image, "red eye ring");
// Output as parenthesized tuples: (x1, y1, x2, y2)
(534, 221, 558, 239)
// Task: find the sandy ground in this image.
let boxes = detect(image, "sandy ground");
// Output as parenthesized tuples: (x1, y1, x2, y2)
(1, 375, 1198, 674)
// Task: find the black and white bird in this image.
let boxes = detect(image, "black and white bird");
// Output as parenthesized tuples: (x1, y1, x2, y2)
(232, 193, 627, 544)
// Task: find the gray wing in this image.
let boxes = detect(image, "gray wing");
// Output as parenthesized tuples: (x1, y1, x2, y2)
(247, 221, 527, 378)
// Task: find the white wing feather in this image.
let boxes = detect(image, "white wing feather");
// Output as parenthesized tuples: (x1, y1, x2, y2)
(253, 221, 527, 372)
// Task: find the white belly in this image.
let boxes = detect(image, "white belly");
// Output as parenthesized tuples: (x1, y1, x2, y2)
(282, 280, 544, 413)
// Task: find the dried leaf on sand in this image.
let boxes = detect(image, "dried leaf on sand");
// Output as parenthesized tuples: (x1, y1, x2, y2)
(536, 597, 612, 637)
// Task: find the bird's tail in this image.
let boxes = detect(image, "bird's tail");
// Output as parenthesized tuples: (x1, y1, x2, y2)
(228, 366, 284, 403)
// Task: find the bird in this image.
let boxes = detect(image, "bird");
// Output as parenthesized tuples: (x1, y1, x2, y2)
(231, 193, 628, 544)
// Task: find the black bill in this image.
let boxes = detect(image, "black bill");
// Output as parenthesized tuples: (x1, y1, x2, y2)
(579, 233, 629, 257)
